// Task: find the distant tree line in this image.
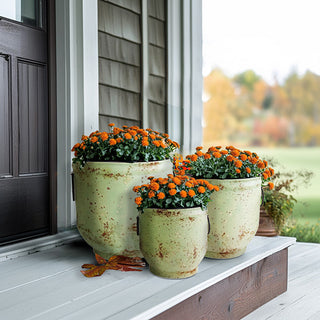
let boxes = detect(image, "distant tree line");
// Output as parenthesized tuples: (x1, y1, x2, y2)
(203, 69, 320, 147)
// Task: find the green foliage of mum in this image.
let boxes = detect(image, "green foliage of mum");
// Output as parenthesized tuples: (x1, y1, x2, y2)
(71, 124, 180, 167)
(183, 146, 274, 183)
(133, 175, 220, 212)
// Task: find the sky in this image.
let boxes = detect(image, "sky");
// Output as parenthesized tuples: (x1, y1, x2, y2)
(202, 0, 320, 84)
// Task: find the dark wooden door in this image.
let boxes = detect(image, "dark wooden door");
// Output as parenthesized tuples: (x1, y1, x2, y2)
(0, 2, 50, 244)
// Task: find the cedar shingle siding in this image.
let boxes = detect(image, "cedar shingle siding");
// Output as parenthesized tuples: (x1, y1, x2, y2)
(98, 0, 167, 132)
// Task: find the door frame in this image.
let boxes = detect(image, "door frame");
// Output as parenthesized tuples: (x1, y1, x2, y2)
(48, 0, 57, 234)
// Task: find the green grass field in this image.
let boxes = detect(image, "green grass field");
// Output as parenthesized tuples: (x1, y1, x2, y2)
(252, 147, 320, 221)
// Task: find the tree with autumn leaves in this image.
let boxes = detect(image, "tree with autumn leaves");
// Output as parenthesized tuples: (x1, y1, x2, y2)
(203, 68, 320, 147)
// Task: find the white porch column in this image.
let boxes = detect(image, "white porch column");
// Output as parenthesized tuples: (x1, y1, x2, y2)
(167, 0, 203, 154)
(56, 0, 99, 230)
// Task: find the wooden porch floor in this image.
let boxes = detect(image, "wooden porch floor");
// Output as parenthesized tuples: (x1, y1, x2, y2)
(1, 235, 317, 319)
(243, 241, 320, 320)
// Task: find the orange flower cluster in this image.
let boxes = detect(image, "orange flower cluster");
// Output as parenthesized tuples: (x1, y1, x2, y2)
(133, 174, 219, 211)
(71, 124, 180, 167)
(184, 145, 275, 188)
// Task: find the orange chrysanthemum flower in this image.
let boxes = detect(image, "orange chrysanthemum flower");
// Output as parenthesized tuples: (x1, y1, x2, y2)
(160, 141, 167, 148)
(91, 136, 98, 143)
(213, 152, 222, 158)
(172, 177, 181, 185)
(212, 185, 219, 191)
(148, 191, 155, 198)
(109, 139, 116, 146)
(235, 160, 243, 168)
(157, 192, 165, 200)
(236, 169, 241, 173)
(231, 150, 240, 157)
(149, 134, 156, 140)
(180, 190, 187, 198)
(246, 167, 251, 174)
(159, 179, 169, 185)
(100, 132, 108, 141)
(250, 157, 258, 164)
(226, 155, 234, 162)
(116, 137, 123, 143)
(113, 127, 122, 135)
(196, 146, 203, 151)
(196, 151, 203, 157)
(71, 143, 80, 151)
(188, 189, 196, 197)
(244, 150, 252, 156)
(124, 133, 132, 140)
(81, 135, 88, 141)
(262, 173, 268, 180)
(169, 189, 177, 196)
(133, 186, 140, 192)
(168, 183, 176, 189)
(220, 150, 228, 155)
(129, 130, 137, 136)
(142, 140, 149, 147)
(240, 154, 247, 161)
(135, 197, 143, 205)
(185, 182, 193, 188)
(198, 186, 206, 194)
(208, 146, 218, 152)
(108, 123, 115, 127)
(268, 182, 274, 190)
(204, 153, 211, 159)
(150, 182, 160, 191)
(152, 140, 161, 147)
(191, 154, 198, 162)
(257, 161, 265, 169)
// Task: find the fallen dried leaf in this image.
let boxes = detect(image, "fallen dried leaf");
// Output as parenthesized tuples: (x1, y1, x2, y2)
(81, 254, 146, 277)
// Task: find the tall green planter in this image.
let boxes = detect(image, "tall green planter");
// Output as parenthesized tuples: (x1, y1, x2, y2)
(139, 207, 208, 279)
(206, 177, 261, 259)
(72, 160, 172, 259)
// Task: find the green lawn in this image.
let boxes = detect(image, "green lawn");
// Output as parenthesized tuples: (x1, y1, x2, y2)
(252, 147, 320, 225)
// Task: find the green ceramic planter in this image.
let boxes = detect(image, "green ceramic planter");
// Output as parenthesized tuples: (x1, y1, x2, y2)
(206, 177, 261, 259)
(139, 207, 208, 279)
(72, 160, 172, 259)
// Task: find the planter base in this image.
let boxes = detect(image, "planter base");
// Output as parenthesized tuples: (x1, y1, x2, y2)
(206, 246, 246, 259)
(149, 266, 198, 279)
(94, 249, 142, 260)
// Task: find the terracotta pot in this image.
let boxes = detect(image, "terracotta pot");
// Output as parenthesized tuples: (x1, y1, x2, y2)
(138, 207, 208, 279)
(205, 177, 261, 259)
(256, 206, 278, 236)
(72, 160, 172, 259)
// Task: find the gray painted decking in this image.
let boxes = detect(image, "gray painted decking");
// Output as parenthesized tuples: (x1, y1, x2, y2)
(244, 241, 320, 320)
(0, 236, 296, 320)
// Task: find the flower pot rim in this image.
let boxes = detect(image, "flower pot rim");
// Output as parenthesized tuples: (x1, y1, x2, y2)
(142, 206, 206, 213)
(81, 159, 171, 165)
(199, 177, 262, 182)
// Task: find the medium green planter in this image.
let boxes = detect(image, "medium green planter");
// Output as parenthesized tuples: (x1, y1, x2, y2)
(139, 207, 208, 279)
(72, 160, 172, 259)
(206, 177, 261, 259)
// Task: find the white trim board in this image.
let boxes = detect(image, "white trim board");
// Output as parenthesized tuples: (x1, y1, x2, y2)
(0, 230, 81, 263)
(55, 0, 99, 230)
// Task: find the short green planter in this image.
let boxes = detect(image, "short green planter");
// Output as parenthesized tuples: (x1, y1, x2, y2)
(138, 207, 208, 279)
(206, 177, 261, 259)
(72, 160, 172, 259)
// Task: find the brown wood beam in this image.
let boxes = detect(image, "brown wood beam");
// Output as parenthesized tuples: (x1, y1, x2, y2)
(153, 248, 288, 320)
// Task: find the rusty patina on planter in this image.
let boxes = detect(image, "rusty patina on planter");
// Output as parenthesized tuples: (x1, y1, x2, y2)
(206, 177, 261, 259)
(72, 160, 172, 259)
(139, 207, 208, 279)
